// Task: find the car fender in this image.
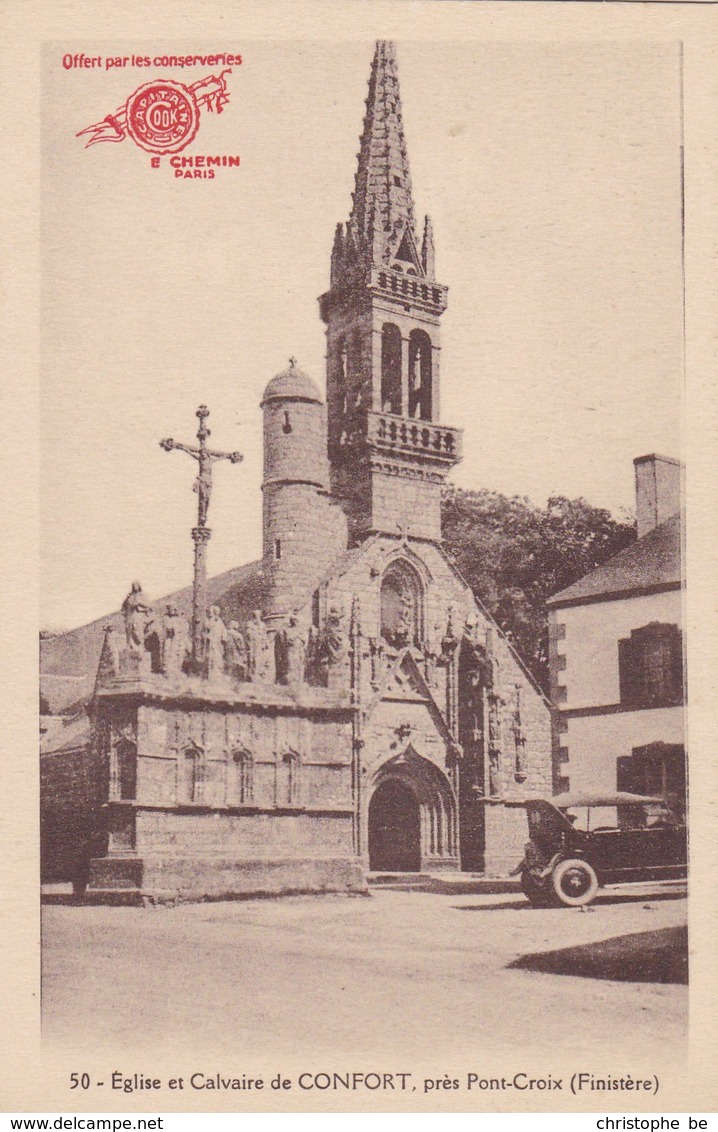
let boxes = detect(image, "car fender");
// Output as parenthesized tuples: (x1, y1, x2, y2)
(535, 851, 571, 879)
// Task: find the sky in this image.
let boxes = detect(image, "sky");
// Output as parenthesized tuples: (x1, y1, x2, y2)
(41, 39, 683, 630)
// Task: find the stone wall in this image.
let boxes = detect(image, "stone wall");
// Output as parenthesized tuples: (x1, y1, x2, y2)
(135, 809, 352, 858)
(369, 466, 443, 542)
(92, 695, 357, 866)
(262, 483, 347, 619)
(129, 701, 354, 812)
(40, 741, 106, 885)
(82, 692, 365, 898)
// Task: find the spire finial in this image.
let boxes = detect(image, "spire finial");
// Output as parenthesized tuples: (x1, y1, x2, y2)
(289, 356, 297, 369)
(421, 214, 435, 279)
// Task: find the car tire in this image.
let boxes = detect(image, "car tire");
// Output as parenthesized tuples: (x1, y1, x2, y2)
(520, 870, 556, 908)
(550, 858, 599, 907)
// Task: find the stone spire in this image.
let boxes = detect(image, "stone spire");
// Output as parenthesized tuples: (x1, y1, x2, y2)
(319, 39, 459, 545)
(348, 40, 417, 272)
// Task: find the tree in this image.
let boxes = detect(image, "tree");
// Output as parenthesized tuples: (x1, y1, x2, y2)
(441, 487, 636, 691)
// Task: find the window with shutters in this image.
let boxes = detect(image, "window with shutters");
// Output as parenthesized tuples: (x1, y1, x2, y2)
(618, 622, 684, 708)
(617, 742, 686, 818)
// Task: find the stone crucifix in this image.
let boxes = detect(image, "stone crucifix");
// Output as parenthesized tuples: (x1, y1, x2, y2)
(160, 406, 242, 673)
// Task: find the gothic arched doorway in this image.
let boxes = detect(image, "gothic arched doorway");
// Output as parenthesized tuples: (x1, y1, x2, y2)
(368, 778, 421, 872)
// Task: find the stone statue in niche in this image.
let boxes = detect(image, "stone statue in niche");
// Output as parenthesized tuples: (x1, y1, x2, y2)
(162, 604, 190, 678)
(440, 606, 461, 663)
(462, 611, 493, 690)
(367, 635, 384, 690)
(245, 609, 269, 683)
(143, 608, 165, 674)
(512, 684, 528, 782)
(380, 566, 419, 649)
(325, 604, 347, 663)
(313, 604, 347, 686)
(393, 590, 415, 648)
(206, 605, 228, 679)
(488, 746, 502, 796)
(488, 696, 501, 744)
(101, 622, 122, 677)
(487, 685, 503, 796)
(121, 582, 149, 658)
(423, 620, 442, 687)
(226, 620, 248, 681)
(275, 615, 307, 685)
(286, 617, 308, 684)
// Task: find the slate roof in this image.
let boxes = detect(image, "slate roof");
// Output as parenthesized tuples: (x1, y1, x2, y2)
(40, 559, 266, 716)
(547, 513, 682, 609)
(40, 713, 93, 756)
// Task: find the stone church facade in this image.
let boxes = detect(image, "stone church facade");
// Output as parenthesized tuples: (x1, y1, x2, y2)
(41, 42, 552, 900)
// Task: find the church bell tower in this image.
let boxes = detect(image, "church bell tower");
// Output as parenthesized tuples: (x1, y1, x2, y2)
(319, 40, 462, 545)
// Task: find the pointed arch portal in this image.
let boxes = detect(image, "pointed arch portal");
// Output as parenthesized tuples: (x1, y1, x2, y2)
(368, 779, 420, 871)
(367, 749, 458, 873)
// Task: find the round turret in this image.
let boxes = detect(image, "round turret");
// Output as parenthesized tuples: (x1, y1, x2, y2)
(261, 359, 345, 621)
(262, 358, 327, 491)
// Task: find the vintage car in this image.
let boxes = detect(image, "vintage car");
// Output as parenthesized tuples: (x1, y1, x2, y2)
(514, 791, 687, 907)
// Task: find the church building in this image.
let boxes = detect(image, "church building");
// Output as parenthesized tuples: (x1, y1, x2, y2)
(41, 42, 552, 900)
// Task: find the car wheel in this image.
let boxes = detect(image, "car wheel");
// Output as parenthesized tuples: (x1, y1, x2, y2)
(550, 858, 599, 907)
(520, 870, 556, 908)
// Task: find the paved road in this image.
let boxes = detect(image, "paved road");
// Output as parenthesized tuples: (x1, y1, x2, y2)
(42, 884, 687, 1064)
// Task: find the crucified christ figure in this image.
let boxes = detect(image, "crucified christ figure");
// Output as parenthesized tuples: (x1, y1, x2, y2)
(160, 404, 243, 528)
(160, 405, 243, 672)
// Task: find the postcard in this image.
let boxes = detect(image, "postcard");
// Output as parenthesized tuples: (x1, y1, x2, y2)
(3, 0, 717, 1117)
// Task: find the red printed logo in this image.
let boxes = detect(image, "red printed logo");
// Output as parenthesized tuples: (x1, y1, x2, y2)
(125, 80, 199, 154)
(77, 69, 231, 153)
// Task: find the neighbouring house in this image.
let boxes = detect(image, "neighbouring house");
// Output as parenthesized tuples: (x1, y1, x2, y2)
(547, 454, 686, 815)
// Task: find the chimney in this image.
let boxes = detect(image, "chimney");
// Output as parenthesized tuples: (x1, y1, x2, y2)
(633, 454, 683, 539)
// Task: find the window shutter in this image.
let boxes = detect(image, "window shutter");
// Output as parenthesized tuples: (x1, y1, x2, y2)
(618, 637, 639, 705)
(621, 623, 683, 708)
(639, 624, 672, 705)
(670, 628, 685, 704)
(617, 754, 641, 794)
